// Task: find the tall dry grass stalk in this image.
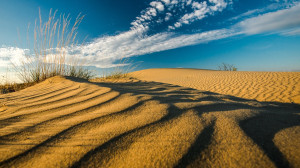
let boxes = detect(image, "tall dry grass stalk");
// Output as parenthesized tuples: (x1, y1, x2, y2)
(14, 8, 93, 83)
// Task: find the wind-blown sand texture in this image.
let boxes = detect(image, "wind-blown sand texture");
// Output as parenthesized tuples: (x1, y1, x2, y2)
(131, 68, 300, 104)
(0, 74, 299, 168)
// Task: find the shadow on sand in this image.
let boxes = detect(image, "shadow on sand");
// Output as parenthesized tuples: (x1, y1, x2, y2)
(72, 78, 300, 167)
(0, 76, 299, 167)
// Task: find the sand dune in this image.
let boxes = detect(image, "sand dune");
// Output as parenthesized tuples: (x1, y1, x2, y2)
(131, 68, 300, 104)
(0, 72, 299, 168)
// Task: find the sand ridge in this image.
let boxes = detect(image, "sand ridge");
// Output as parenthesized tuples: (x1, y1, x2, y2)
(0, 75, 299, 167)
(130, 68, 300, 104)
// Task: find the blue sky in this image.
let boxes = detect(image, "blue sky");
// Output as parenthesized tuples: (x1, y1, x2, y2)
(1, 0, 300, 80)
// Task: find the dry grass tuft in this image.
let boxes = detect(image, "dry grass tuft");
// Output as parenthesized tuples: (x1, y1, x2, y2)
(13, 8, 93, 84)
(99, 58, 138, 81)
(0, 82, 35, 94)
(218, 62, 237, 71)
(0, 76, 35, 94)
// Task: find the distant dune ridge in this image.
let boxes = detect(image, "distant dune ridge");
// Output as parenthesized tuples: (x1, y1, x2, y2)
(0, 69, 299, 168)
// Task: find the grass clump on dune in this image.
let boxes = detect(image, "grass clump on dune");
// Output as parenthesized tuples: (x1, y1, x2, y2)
(218, 63, 237, 71)
(97, 58, 137, 81)
(14, 8, 94, 84)
(0, 75, 36, 94)
(0, 82, 36, 94)
(103, 71, 128, 80)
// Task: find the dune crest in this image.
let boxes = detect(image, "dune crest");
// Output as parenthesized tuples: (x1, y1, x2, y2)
(131, 68, 300, 104)
(0, 75, 299, 167)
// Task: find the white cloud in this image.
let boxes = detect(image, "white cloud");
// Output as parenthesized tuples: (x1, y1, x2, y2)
(229, 9, 261, 21)
(67, 28, 238, 68)
(0, 47, 28, 67)
(229, 2, 297, 21)
(209, 0, 227, 11)
(168, 25, 175, 30)
(132, 0, 231, 32)
(165, 12, 172, 21)
(179, 1, 209, 24)
(0, 28, 234, 69)
(162, 0, 170, 5)
(150, 1, 165, 12)
(0, 71, 21, 84)
(171, 0, 179, 5)
(0, 47, 28, 83)
(186, 0, 193, 5)
(130, 6, 157, 30)
(239, 3, 300, 35)
(174, 22, 182, 28)
(281, 27, 300, 35)
(171, 0, 228, 29)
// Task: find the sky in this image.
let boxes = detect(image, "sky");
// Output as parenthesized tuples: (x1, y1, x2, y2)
(1, 0, 300, 81)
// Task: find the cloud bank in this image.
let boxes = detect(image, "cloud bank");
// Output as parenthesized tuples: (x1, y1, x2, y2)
(239, 3, 300, 35)
(73, 28, 238, 68)
(0, 47, 28, 67)
(131, 0, 230, 31)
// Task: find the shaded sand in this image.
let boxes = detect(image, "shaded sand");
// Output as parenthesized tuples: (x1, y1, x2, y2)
(0, 75, 299, 168)
(130, 68, 300, 104)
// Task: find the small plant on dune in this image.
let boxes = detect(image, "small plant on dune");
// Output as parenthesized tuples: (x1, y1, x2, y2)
(218, 63, 238, 71)
(101, 58, 138, 80)
(103, 70, 127, 79)
(13, 8, 93, 83)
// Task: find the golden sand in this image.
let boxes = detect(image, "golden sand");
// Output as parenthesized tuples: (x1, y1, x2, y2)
(131, 68, 300, 104)
(0, 72, 299, 167)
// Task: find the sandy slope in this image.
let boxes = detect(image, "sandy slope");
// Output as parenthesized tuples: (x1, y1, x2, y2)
(131, 68, 300, 104)
(0, 74, 299, 168)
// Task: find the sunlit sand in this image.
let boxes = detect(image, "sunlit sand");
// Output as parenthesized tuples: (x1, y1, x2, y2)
(131, 68, 300, 104)
(0, 69, 299, 167)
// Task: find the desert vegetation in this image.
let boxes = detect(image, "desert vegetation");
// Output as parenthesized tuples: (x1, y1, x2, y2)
(13, 9, 94, 84)
(0, 74, 36, 94)
(0, 82, 36, 94)
(218, 62, 237, 71)
(1, 9, 95, 94)
(97, 58, 137, 80)
(1, 8, 138, 94)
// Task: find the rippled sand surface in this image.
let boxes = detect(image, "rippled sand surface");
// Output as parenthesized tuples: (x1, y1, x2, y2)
(0, 75, 299, 168)
(131, 68, 300, 104)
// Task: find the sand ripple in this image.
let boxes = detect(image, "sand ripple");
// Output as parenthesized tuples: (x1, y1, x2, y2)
(0, 75, 299, 168)
(131, 69, 300, 104)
